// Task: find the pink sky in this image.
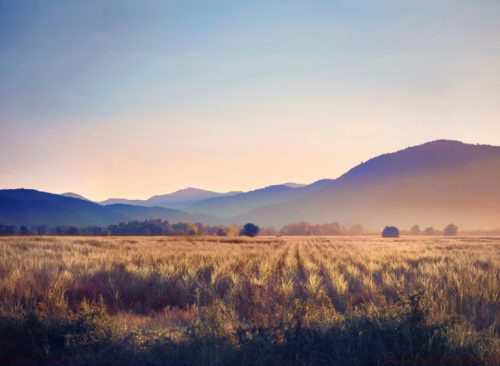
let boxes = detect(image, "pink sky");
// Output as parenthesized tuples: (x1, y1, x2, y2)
(1, 1, 499, 200)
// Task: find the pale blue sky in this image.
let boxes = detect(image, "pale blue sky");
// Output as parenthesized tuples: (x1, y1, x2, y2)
(1, 0, 499, 200)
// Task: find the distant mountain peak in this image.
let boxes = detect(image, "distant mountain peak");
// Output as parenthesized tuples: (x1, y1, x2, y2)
(405, 139, 498, 152)
(421, 139, 463, 146)
(282, 183, 307, 188)
(99, 187, 243, 210)
(61, 192, 90, 201)
(175, 187, 213, 193)
(149, 187, 230, 201)
(338, 139, 500, 183)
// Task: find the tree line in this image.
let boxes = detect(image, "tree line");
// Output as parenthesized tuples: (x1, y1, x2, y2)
(0, 220, 497, 237)
(0, 220, 236, 236)
(0, 220, 366, 237)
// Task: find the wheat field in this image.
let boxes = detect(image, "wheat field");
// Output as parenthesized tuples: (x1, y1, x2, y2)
(0, 235, 499, 365)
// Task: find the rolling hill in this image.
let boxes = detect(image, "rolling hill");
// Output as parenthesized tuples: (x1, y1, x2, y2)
(0, 189, 219, 226)
(232, 140, 500, 229)
(100, 187, 242, 210)
(187, 180, 333, 218)
(61, 192, 91, 201)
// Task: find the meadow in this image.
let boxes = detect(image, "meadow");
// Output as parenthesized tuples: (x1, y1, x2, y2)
(0, 235, 498, 365)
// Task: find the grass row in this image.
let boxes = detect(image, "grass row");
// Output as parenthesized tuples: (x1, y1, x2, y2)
(0, 236, 498, 365)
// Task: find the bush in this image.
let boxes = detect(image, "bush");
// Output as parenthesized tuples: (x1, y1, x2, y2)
(0, 301, 117, 366)
(410, 224, 420, 235)
(444, 223, 458, 236)
(240, 223, 260, 237)
(382, 226, 400, 238)
(0, 225, 15, 236)
(423, 227, 435, 235)
(2, 296, 496, 366)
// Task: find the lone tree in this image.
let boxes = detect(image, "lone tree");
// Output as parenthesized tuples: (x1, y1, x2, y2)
(443, 223, 458, 236)
(240, 223, 260, 237)
(382, 226, 400, 238)
(424, 227, 435, 236)
(19, 225, 30, 235)
(410, 225, 420, 235)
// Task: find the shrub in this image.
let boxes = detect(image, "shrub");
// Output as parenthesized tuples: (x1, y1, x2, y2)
(240, 223, 260, 237)
(0, 225, 15, 236)
(423, 227, 435, 235)
(410, 224, 420, 235)
(382, 226, 400, 238)
(444, 223, 458, 236)
(0, 301, 116, 366)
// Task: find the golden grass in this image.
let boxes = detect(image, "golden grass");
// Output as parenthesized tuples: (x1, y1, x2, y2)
(0, 235, 498, 335)
(0, 235, 498, 365)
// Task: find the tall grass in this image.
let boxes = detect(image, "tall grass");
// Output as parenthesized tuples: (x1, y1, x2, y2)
(0, 236, 498, 365)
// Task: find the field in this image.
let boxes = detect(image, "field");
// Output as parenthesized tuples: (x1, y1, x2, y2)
(0, 235, 499, 365)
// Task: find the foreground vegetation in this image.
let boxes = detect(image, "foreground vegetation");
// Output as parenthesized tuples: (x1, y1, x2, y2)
(0, 236, 498, 365)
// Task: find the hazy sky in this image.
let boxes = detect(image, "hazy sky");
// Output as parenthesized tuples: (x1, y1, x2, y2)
(1, 0, 499, 200)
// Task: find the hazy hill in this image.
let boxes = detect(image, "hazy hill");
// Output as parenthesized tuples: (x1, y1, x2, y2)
(100, 187, 242, 210)
(282, 183, 307, 188)
(61, 192, 90, 201)
(3, 140, 499, 230)
(0, 189, 218, 226)
(233, 140, 500, 229)
(104, 204, 217, 224)
(187, 180, 334, 218)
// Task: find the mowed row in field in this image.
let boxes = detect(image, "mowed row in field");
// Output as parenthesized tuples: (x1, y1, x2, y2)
(0, 235, 498, 365)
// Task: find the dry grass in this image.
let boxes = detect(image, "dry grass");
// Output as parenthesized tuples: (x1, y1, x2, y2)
(0, 235, 498, 365)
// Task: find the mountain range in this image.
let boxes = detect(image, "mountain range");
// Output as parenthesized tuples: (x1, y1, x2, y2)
(98, 188, 242, 210)
(0, 190, 218, 226)
(2, 140, 499, 229)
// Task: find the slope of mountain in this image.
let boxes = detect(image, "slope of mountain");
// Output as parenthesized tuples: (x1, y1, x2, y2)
(233, 140, 500, 229)
(100, 188, 242, 210)
(0, 189, 218, 226)
(99, 198, 147, 206)
(0, 189, 118, 226)
(105, 204, 217, 224)
(282, 183, 307, 188)
(187, 180, 334, 218)
(61, 192, 90, 201)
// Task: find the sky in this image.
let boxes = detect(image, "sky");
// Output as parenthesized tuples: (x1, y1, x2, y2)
(1, 0, 499, 201)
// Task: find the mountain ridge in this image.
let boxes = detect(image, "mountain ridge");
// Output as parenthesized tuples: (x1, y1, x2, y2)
(2, 140, 499, 229)
(61, 192, 90, 201)
(185, 180, 334, 218)
(99, 187, 242, 209)
(231, 140, 500, 229)
(0, 189, 220, 226)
